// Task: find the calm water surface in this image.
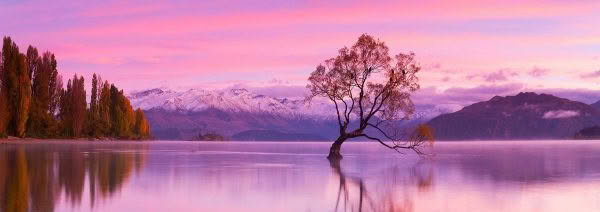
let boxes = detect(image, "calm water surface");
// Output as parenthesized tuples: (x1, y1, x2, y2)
(2, 140, 600, 212)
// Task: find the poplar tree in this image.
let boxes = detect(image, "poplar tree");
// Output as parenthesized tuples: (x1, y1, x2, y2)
(15, 54, 31, 138)
(28, 50, 59, 137)
(134, 108, 150, 139)
(87, 73, 99, 137)
(2, 37, 31, 137)
(97, 81, 111, 136)
(0, 48, 7, 137)
(71, 75, 86, 138)
(26, 46, 39, 83)
(58, 79, 73, 137)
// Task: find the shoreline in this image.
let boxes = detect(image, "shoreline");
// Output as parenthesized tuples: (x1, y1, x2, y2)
(2, 138, 600, 143)
(0, 137, 150, 144)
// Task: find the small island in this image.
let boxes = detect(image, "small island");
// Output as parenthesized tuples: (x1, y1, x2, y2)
(192, 131, 226, 141)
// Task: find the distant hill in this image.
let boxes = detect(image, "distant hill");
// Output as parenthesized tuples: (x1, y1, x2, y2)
(592, 100, 600, 111)
(141, 107, 340, 140)
(232, 130, 327, 141)
(130, 88, 452, 141)
(574, 126, 600, 139)
(428, 92, 600, 140)
(128, 88, 340, 140)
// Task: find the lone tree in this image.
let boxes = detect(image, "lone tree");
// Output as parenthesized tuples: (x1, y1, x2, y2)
(306, 34, 433, 159)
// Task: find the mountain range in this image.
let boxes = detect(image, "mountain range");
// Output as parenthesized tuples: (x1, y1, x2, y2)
(592, 100, 600, 111)
(428, 92, 600, 140)
(129, 88, 600, 141)
(128, 88, 455, 140)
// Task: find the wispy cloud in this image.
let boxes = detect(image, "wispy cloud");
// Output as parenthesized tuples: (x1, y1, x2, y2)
(528, 67, 550, 78)
(413, 83, 524, 106)
(414, 84, 600, 106)
(1, 0, 599, 94)
(466, 69, 519, 83)
(542, 110, 580, 119)
(580, 70, 600, 79)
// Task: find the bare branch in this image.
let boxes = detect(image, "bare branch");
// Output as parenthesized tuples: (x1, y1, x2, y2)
(331, 98, 343, 129)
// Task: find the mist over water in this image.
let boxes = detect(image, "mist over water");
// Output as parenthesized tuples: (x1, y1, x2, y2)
(2, 141, 600, 212)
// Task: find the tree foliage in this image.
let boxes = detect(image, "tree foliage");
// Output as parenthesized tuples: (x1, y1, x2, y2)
(26, 47, 60, 138)
(71, 75, 87, 138)
(2, 37, 31, 137)
(87, 74, 99, 137)
(97, 80, 112, 136)
(90, 80, 150, 139)
(58, 79, 73, 137)
(306, 34, 431, 158)
(0, 36, 151, 140)
(134, 108, 150, 139)
(0, 45, 8, 137)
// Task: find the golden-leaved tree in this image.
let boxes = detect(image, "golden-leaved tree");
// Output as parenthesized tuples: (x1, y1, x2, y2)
(1, 36, 151, 140)
(26, 46, 61, 138)
(2, 37, 31, 138)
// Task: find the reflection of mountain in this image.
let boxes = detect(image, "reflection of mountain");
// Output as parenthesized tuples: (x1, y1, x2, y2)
(0, 144, 147, 212)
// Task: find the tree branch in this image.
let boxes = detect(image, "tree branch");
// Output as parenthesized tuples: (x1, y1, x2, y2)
(359, 133, 427, 156)
(331, 97, 344, 130)
(338, 96, 349, 125)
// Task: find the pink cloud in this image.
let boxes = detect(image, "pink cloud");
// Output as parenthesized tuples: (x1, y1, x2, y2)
(580, 70, 600, 79)
(1, 0, 600, 94)
(529, 67, 550, 78)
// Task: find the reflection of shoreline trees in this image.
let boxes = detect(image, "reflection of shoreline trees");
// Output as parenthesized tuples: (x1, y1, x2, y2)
(1, 148, 29, 212)
(0, 144, 147, 212)
(329, 158, 434, 212)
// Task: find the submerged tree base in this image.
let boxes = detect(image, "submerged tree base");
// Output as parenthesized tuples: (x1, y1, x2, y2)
(327, 151, 343, 160)
(327, 138, 344, 159)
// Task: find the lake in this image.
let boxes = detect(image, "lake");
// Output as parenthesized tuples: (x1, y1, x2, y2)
(2, 140, 600, 212)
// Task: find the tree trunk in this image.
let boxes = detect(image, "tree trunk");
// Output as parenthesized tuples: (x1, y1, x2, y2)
(328, 136, 347, 159)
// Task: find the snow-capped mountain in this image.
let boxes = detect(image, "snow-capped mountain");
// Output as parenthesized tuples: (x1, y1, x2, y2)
(128, 87, 334, 119)
(127, 87, 458, 140)
(128, 87, 459, 120)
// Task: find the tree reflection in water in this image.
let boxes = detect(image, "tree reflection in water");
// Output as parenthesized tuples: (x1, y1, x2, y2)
(329, 158, 434, 212)
(0, 144, 147, 212)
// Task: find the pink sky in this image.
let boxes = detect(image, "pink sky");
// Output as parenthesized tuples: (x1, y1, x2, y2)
(1, 0, 600, 104)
